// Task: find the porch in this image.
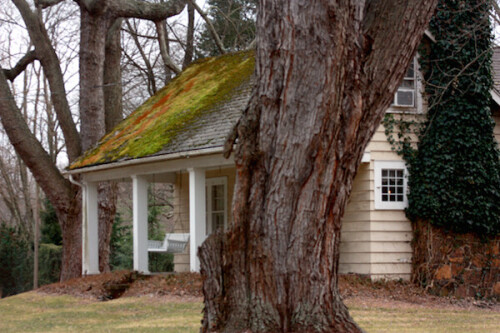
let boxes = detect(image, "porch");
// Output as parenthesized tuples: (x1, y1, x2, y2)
(72, 149, 234, 275)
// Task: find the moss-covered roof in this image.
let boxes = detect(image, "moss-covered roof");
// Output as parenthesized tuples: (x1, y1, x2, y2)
(70, 51, 255, 170)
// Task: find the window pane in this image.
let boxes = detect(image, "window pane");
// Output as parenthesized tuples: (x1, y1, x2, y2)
(212, 185, 224, 198)
(405, 63, 414, 78)
(400, 79, 414, 89)
(213, 212, 224, 231)
(380, 168, 405, 203)
(213, 197, 224, 211)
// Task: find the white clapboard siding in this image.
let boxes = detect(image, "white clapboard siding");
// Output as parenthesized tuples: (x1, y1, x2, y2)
(339, 116, 420, 280)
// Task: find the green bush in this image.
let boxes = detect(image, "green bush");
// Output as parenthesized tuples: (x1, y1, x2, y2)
(110, 208, 174, 273)
(0, 224, 32, 297)
(38, 243, 61, 286)
(40, 199, 62, 245)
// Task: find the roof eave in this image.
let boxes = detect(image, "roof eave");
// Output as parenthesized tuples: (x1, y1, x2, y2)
(64, 146, 226, 176)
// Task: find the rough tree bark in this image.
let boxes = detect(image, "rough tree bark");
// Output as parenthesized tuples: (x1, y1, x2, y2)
(199, 1, 437, 332)
(99, 17, 123, 273)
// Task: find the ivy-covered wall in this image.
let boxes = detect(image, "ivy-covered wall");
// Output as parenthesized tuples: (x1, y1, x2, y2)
(389, 0, 500, 236)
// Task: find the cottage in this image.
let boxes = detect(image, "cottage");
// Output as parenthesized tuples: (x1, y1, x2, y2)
(67, 49, 500, 280)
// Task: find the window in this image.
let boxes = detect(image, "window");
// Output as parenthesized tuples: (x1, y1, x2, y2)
(374, 161, 408, 210)
(393, 59, 416, 107)
(206, 177, 227, 234)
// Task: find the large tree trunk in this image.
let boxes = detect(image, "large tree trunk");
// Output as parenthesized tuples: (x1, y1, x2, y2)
(79, 8, 107, 151)
(200, 1, 437, 332)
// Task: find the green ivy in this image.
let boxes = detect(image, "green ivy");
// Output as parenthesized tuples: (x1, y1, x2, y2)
(385, 0, 500, 235)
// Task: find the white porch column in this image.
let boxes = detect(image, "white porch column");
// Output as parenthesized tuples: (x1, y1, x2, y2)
(82, 181, 99, 275)
(132, 175, 149, 273)
(188, 168, 206, 272)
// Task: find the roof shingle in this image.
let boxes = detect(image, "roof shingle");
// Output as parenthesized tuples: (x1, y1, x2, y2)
(70, 51, 254, 170)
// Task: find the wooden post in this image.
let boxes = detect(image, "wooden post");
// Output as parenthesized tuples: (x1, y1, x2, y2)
(188, 168, 206, 272)
(132, 175, 149, 273)
(82, 181, 99, 274)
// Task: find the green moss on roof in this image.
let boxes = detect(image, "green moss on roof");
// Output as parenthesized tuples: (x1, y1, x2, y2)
(70, 51, 255, 170)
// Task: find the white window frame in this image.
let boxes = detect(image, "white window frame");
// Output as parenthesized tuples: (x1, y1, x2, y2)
(374, 161, 408, 210)
(206, 177, 228, 234)
(393, 59, 416, 108)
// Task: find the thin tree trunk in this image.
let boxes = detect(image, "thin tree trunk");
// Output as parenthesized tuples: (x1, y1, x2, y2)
(200, 1, 437, 332)
(33, 185, 40, 289)
(98, 182, 118, 273)
(182, 2, 194, 69)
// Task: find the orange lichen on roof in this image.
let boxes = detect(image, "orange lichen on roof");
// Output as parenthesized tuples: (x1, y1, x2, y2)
(70, 51, 255, 170)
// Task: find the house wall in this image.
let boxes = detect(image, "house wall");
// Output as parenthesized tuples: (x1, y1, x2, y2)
(339, 114, 421, 281)
(172, 115, 499, 278)
(368, 120, 414, 280)
(173, 167, 236, 272)
(494, 112, 500, 144)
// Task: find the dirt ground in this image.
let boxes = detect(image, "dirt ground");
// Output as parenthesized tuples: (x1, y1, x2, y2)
(38, 270, 499, 312)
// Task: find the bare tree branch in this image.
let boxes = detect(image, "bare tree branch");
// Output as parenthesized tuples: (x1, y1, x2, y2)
(182, 2, 194, 69)
(109, 0, 186, 21)
(12, 0, 82, 162)
(155, 20, 181, 74)
(492, 0, 500, 26)
(187, 0, 226, 54)
(126, 19, 159, 92)
(35, 0, 65, 9)
(3, 50, 37, 81)
(0, 67, 72, 211)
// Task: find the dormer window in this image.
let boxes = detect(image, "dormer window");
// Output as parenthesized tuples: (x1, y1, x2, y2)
(393, 59, 416, 107)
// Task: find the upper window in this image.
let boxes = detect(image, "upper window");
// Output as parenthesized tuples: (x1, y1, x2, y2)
(206, 177, 227, 234)
(393, 59, 416, 107)
(374, 161, 408, 210)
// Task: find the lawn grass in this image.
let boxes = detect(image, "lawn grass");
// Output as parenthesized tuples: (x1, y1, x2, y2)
(0, 292, 498, 332)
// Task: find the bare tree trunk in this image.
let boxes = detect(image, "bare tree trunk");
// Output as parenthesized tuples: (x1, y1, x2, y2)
(33, 185, 40, 289)
(59, 196, 82, 281)
(97, 182, 118, 272)
(182, 2, 194, 69)
(96, 17, 123, 273)
(200, 1, 437, 332)
(104, 18, 123, 132)
(79, 8, 107, 151)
